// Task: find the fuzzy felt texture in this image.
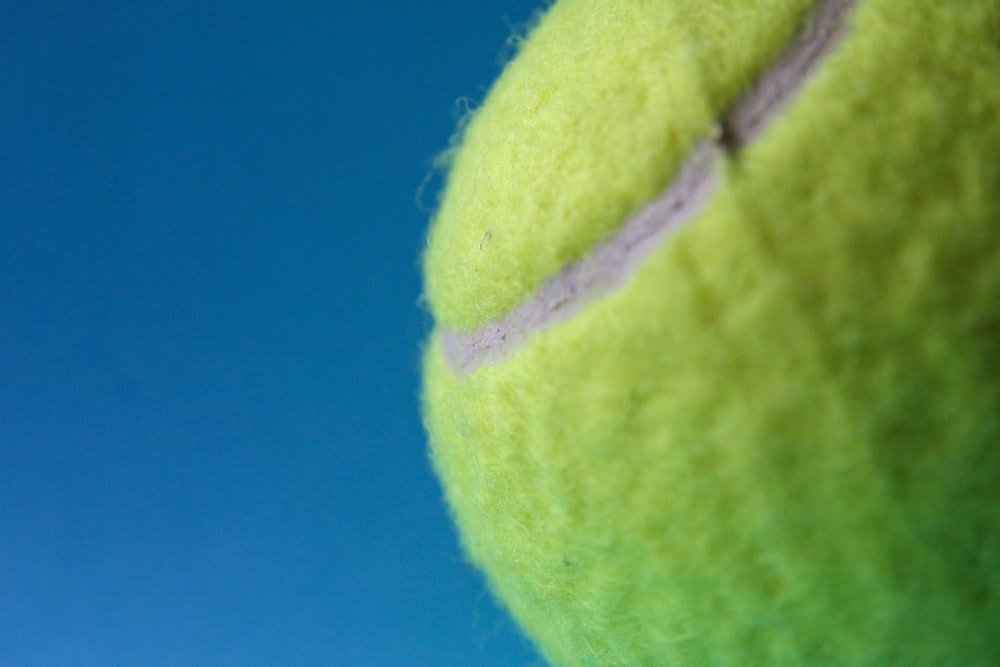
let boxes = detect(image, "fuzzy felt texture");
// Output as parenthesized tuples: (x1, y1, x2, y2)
(422, 0, 1000, 665)
(424, 0, 818, 331)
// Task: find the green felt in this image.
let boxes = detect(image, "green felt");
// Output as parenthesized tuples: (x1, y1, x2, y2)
(422, 0, 1000, 665)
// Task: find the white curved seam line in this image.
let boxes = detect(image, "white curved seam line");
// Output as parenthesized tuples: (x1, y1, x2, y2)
(440, 0, 856, 376)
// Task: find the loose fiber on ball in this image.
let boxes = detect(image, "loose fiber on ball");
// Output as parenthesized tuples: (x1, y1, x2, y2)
(422, 0, 1000, 665)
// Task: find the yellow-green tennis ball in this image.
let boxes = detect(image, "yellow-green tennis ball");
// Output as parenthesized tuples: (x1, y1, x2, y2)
(421, 0, 1000, 665)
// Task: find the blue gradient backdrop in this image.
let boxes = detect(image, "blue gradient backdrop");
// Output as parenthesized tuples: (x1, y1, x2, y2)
(1, 2, 547, 665)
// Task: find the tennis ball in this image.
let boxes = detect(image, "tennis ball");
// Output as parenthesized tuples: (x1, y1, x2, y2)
(422, 0, 1000, 664)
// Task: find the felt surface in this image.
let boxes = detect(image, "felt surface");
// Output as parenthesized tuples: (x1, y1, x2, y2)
(424, 0, 816, 331)
(422, 0, 1000, 665)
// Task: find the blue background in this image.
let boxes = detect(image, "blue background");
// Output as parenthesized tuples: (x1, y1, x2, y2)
(1, 2, 547, 665)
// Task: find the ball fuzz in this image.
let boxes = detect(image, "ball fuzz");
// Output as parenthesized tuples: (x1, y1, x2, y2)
(422, 0, 1000, 664)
